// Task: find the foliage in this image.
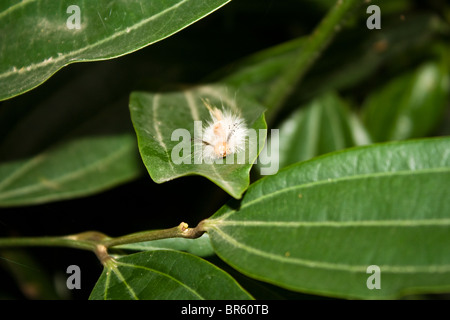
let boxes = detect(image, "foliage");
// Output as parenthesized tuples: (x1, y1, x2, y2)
(0, 0, 449, 300)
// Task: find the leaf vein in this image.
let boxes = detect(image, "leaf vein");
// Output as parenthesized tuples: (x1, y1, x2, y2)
(152, 94, 175, 174)
(0, 0, 191, 79)
(0, 0, 36, 20)
(111, 264, 139, 300)
(211, 219, 450, 227)
(209, 226, 450, 273)
(116, 260, 205, 299)
(0, 139, 134, 201)
(213, 167, 450, 222)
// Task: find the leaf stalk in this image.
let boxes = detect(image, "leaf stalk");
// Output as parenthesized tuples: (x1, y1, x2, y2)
(0, 222, 207, 265)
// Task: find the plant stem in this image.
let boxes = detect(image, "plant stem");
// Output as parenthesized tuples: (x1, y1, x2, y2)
(264, 0, 360, 119)
(0, 222, 206, 264)
(102, 222, 205, 248)
(0, 234, 98, 252)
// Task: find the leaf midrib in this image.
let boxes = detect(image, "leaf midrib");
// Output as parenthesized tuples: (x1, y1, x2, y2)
(210, 166, 450, 222)
(212, 218, 450, 228)
(0, 0, 191, 78)
(208, 226, 450, 274)
(0, 0, 36, 20)
(108, 264, 138, 300)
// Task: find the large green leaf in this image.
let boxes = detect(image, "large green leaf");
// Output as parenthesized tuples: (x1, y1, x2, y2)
(89, 250, 253, 300)
(362, 61, 449, 142)
(204, 137, 450, 299)
(0, 0, 231, 101)
(129, 84, 267, 199)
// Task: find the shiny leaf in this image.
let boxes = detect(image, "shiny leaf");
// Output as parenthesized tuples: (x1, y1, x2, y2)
(204, 137, 450, 299)
(89, 250, 253, 300)
(0, 0, 231, 101)
(129, 84, 267, 199)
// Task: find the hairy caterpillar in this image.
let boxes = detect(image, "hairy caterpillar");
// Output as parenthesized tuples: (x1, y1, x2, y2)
(199, 98, 248, 161)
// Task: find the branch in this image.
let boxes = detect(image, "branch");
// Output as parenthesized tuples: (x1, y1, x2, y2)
(0, 222, 207, 265)
(265, 0, 361, 120)
(101, 222, 206, 248)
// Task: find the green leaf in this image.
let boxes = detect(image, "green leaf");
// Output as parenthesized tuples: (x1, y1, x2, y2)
(89, 250, 253, 300)
(218, 37, 306, 106)
(204, 137, 450, 299)
(0, 136, 140, 206)
(0, 0, 231, 101)
(214, 0, 361, 118)
(298, 13, 442, 99)
(362, 61, 450, 142)
(266, 91, 371, 170)
(115, 234, 215, 257)
(0, 80, 142, 206)
(217, 14, 441, 111)
(129, 84, 267, 199)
